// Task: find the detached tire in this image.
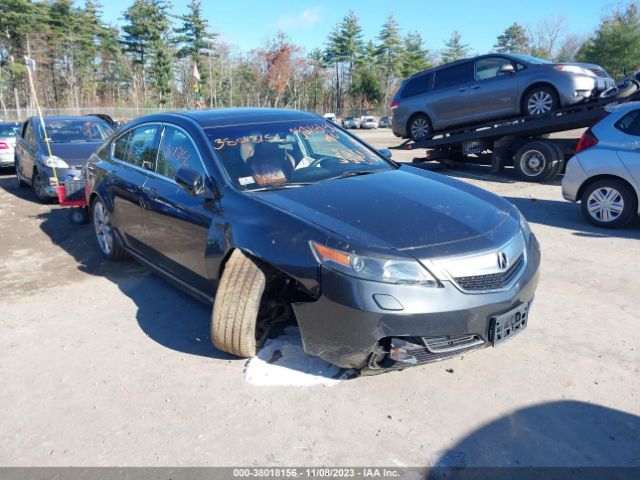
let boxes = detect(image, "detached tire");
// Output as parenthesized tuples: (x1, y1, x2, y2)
(514, 141, 560, 182)
(581, 179, 637, 228)
(211, 250, 266, 358)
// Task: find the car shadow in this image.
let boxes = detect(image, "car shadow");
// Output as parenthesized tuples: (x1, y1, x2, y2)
(506, 196, 640, 239)
(0, 168, 45, 203)
(410, 160, 561, 186)
(427, 400, 640, 476)
(34, 205, 234, 361)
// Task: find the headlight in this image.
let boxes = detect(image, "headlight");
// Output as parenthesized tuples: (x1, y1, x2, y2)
(516, 208, 532, 239)
(42, 155, 69, 168)
(554, 65, 594, 76)
(310, 241, 439, 286)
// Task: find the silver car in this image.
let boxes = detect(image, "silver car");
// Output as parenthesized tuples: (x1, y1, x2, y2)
(391, 53, 614, 141)
(0, 122, 20, 168)
(562, 102, 640, 228)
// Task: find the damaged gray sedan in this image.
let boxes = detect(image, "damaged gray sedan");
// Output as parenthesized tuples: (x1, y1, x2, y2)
(86, 109, 540, 372)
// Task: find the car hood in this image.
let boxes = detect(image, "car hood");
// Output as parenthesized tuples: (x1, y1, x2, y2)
(251, 166, 520, 257)
(45, 142, 104, 166)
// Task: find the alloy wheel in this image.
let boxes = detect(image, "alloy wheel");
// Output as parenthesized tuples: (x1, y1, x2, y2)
(410, 118, 430, 140)
(93, 201, 114, 256)
(527, 91, 553, 116)
(586, 187, 625, 223)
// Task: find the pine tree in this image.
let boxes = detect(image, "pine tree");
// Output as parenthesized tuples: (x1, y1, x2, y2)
(577, 3, 640, 78)
(174, 0, 217, 91)
(122, 0, 172, 104)
(400, 32, 432, 77)
(376, 15, 402, 113)
(441, 30, 469, 63)
(324, 10, 364, 113)
(494, 23, 530, 54)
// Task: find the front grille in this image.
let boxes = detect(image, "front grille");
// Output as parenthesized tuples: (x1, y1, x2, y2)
(380, 335, 486, 367)
(455, 254, 524, 291)
(587, 67, 608, 78)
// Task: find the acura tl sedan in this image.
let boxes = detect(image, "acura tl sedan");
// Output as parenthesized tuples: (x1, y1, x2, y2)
(86, 108, 540, 371)
(15, 116, 114, 202)
(392, 53, 614, 141)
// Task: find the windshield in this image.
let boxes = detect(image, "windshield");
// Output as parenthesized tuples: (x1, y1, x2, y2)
(510, 54, 552, 65)
(38, 120, 113, 143)
(205, 120, 393, 191)
(0, 124, 20, 136)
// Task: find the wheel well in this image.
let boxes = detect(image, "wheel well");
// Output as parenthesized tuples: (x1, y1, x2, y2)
(217, 248, 316, 305)
(576, 174, 639, 203)
(521, 82, 560, 112)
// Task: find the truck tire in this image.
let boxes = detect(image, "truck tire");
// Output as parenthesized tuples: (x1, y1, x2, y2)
(211, 249, 266, 358)
(581, 179, 637, 228)
(514, 141, 560, 182)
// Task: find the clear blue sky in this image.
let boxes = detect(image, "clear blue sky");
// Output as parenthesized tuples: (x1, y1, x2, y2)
(93, 0, 613, 54)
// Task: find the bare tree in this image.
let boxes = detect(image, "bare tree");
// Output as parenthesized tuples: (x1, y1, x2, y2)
(529, 16, 566, 59)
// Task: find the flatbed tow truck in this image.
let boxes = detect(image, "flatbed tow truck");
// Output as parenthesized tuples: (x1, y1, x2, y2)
(390, 84, 640, 182)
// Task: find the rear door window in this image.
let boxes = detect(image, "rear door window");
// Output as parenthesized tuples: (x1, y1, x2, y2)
(401, 73, 433, 97)
(124, 124, 160, 170)
(156, 126, 206, 179)
(433, 62, 474, 89)
(615, 110, 640, 136)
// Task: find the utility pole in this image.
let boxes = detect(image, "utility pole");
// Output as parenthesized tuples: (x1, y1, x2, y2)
(26, 35, 34, 116)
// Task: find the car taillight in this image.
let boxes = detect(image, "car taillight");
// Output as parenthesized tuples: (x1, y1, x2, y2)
(0, 141, 8, 150)
(575, 129, 598, 153)
(390, 101, 399, 109)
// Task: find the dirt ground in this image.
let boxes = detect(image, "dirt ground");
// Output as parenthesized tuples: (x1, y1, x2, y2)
(1, 128, 639, 468)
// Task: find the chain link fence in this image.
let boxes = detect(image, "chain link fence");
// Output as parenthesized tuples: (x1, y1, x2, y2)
(1, 107, 189, 123)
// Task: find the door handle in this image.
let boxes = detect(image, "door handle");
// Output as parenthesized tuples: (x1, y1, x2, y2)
(144, 186, 158, 199)
(459, 88, 467, 92)
(470, 85, 480, 90)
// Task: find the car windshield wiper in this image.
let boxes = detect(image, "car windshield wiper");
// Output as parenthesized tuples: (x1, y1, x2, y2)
(249, 182, 314, 192)
(325, 170, 378, 181)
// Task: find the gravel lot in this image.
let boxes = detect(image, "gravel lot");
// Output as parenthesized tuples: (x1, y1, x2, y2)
(1, 128, 638, 468)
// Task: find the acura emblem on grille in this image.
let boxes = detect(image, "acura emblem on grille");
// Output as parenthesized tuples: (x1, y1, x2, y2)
(497, 252, 509, 270)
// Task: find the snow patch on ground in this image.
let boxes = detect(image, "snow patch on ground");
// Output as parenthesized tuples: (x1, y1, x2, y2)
(244, 326, 355, 386)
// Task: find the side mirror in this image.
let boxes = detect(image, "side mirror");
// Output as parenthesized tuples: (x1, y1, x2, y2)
(379, 148, 393, 159)
(499, 63, 515, 74)
(175, 167, 206, 196)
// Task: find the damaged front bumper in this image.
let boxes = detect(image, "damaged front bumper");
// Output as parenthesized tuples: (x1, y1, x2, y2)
(292, 234, 541, 370)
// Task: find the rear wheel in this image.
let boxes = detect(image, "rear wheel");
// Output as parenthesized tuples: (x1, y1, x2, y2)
(408, 114, 432, 141)
(513, 141, 561, 182)
(92, 198, 129, 260)
(581, 179, 637, 228)
(523, 86, 559, 117)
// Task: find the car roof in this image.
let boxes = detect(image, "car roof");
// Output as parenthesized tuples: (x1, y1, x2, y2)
(30, 115, 111, 124)
(605, 101, 640, 114)
(405, 53, 521, 80)
(161, 108, 321, 128)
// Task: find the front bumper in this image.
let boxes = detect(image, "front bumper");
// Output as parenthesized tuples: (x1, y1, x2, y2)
(38, 165, 85, 197)
(293, 233, 541, 370)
